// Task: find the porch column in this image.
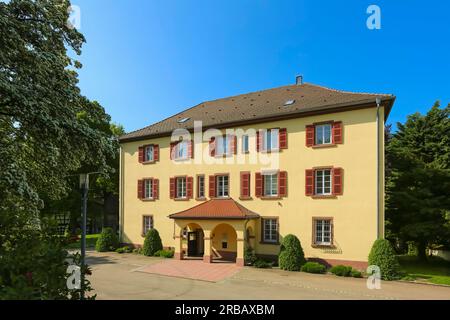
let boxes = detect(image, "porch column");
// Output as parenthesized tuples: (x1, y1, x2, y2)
(236, 229, 245, 267)
(203, 230, 212, 263)
(174, 235, 184, 260)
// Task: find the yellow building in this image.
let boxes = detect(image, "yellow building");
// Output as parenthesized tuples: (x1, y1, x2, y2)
(118, 81, 395, 269)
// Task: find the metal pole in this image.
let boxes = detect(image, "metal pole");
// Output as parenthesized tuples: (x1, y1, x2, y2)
(80, 182, 88, 300)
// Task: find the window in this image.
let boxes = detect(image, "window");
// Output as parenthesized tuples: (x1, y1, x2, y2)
(263, 173, 278, 197)
(216, 175, 229, 197)
(314, 219, 332, 246)
(197, 175, 205, 198)
(263, 129, 279, 151)
(142, 215, 153, 235)
(315, 169, 332, 195)
(315, 124, 332, 145)
(216, 135, 231, 156)
(242, 135, 249, 153)
(144, 145, 154, 162)
(262, 218, 278, 243)
(176, 177, 187, 198)
(176, 141, 189, 160)
(144, 179, 153, 199)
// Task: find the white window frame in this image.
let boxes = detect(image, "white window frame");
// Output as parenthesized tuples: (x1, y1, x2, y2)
(174, 141, 189, 160)
(263, 129, 279, 151)
(144, 179, 153, 199)
(263, 173, 278, 197)
(315, 219, 332, 245)
(144, 145, 154, 162)
(315, 169, 332, 195)
(216, 175, 229, 198)
(216, 135, 231, 156)
(176, 177, 187, 199)
(143, 215, 153, 235)
(242, 135, 249, 153)
(197, 175, 205, 198)
(315, 124, 332, 145)
(263, 218, 278, 243)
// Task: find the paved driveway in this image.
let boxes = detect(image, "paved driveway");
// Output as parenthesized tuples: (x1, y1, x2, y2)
(86, 251, 450, 300)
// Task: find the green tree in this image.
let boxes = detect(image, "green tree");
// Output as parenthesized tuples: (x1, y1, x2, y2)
(142, 229, 163, 256)
(278, 234, 306, 271)
(0, 0, 115, 298)
(386, 102, 450, 260)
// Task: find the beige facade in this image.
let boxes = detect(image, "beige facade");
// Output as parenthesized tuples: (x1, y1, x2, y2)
(119, 103, 388, 268)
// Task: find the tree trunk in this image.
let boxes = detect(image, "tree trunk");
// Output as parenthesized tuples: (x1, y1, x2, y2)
(417, 241, 428, 261)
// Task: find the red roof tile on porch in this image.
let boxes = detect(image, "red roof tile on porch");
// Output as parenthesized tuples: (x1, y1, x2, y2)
(168, 198, 260, 219)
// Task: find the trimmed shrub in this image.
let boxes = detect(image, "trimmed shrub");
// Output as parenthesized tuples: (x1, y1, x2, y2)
(351, 270, 362, 278)
(155, 249, 174, 258)
(278, 234, 306, 271)
(368, 239, 401, 280)
(254, 259, 272, 269)
(95, 227, 119, 252)
(115, 246, 132, 254)
(330, 265, 353, 277)
(142, 229, 163, 256)
(244, 246, 258, 266)
(301, 262, 326, 274)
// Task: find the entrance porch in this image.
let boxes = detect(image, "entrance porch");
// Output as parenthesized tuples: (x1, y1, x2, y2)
(168, 199, 259, 266)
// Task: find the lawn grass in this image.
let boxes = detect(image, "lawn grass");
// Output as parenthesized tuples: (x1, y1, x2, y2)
(64, 234, 100, 250)
(398, 255, 450, 285)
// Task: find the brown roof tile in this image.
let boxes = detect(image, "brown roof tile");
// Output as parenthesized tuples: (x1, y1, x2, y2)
(168, 198, 260, 220)
(120, 83, 395, 142)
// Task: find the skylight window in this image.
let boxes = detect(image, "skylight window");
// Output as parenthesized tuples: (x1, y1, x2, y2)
(284, 100, 295, 106)
(177, 117, 190, 123)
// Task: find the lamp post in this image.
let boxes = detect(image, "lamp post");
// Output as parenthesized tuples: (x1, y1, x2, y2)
(79, 173, 89, 300)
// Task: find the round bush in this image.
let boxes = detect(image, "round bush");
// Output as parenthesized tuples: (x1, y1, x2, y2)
(244, 246, 258, 266)
(368, 239, 401, 280)
(142, 229, 163, 256)
(330, 265, 353, 277)
(253, 259, 272, 269)
(278, 234, 306, 271)
(95, 227, 119, 252)
(351, 270, 362, 278)
(301, 261, 326, 274)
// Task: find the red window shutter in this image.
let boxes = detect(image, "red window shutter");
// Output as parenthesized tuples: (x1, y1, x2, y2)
(138, 146, 144, 163)
(137, 179, 144, 199)
(255, 173, 262, 197)
(256, 130, 261, 152)
(209, 137, 216, 157)
(187, 176, 193, 199)
(169, 177, 176, 199)
(305, 169, 314, 196)
(306, 125, 315, 147)
(240, 172, 250, 198)
(170, 142, 176, 160)
(279, 171, 287, 197)
(333, 121, 343, 144)
(279, 128, 287, 149)
(209, 175, 216, 198)
(231, 135, 237, 154)
(188, 141, 193, 159)
(333, 167, 343, 195)
(153, 144, 159, 161)
(152, 179, 159, 199)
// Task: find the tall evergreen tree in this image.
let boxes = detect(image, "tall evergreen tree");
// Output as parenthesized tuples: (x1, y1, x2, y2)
(386, 102, 450, 260)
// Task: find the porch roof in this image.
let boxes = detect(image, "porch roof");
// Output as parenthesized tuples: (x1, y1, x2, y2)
(168, 198, 260, 220)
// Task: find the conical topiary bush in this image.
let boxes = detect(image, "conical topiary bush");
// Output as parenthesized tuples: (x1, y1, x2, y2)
(142, 228, 163, 256)
(368, 239, 401, 280)
(278, 234, 306, 271)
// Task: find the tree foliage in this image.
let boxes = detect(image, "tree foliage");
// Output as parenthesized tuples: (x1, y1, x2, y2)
(386, 102, 450, 259)
(0, 0, 117, 299)
(368, 239, 401, 280)
(142, 229, 163, 256)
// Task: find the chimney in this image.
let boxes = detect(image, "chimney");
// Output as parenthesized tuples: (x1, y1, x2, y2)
(296, 75, 303, 85)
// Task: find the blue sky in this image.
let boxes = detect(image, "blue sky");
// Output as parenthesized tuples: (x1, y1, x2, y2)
(74, 0, 450, 132)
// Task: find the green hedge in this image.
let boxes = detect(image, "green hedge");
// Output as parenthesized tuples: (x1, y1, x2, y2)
(244, 246, 258, 266)
(368, 239, 401, 280)
(95, 227, 119, 252)
(330, 265, 353, 277)
(278, 234, 306, 271)
(142, 229, 163, 256)
(155, 249, 174, 258)
(301, 262, 326, 274)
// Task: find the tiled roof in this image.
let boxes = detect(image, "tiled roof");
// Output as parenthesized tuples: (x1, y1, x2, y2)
(120, 82, 395, 142)
(168, 198, 260, 220)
